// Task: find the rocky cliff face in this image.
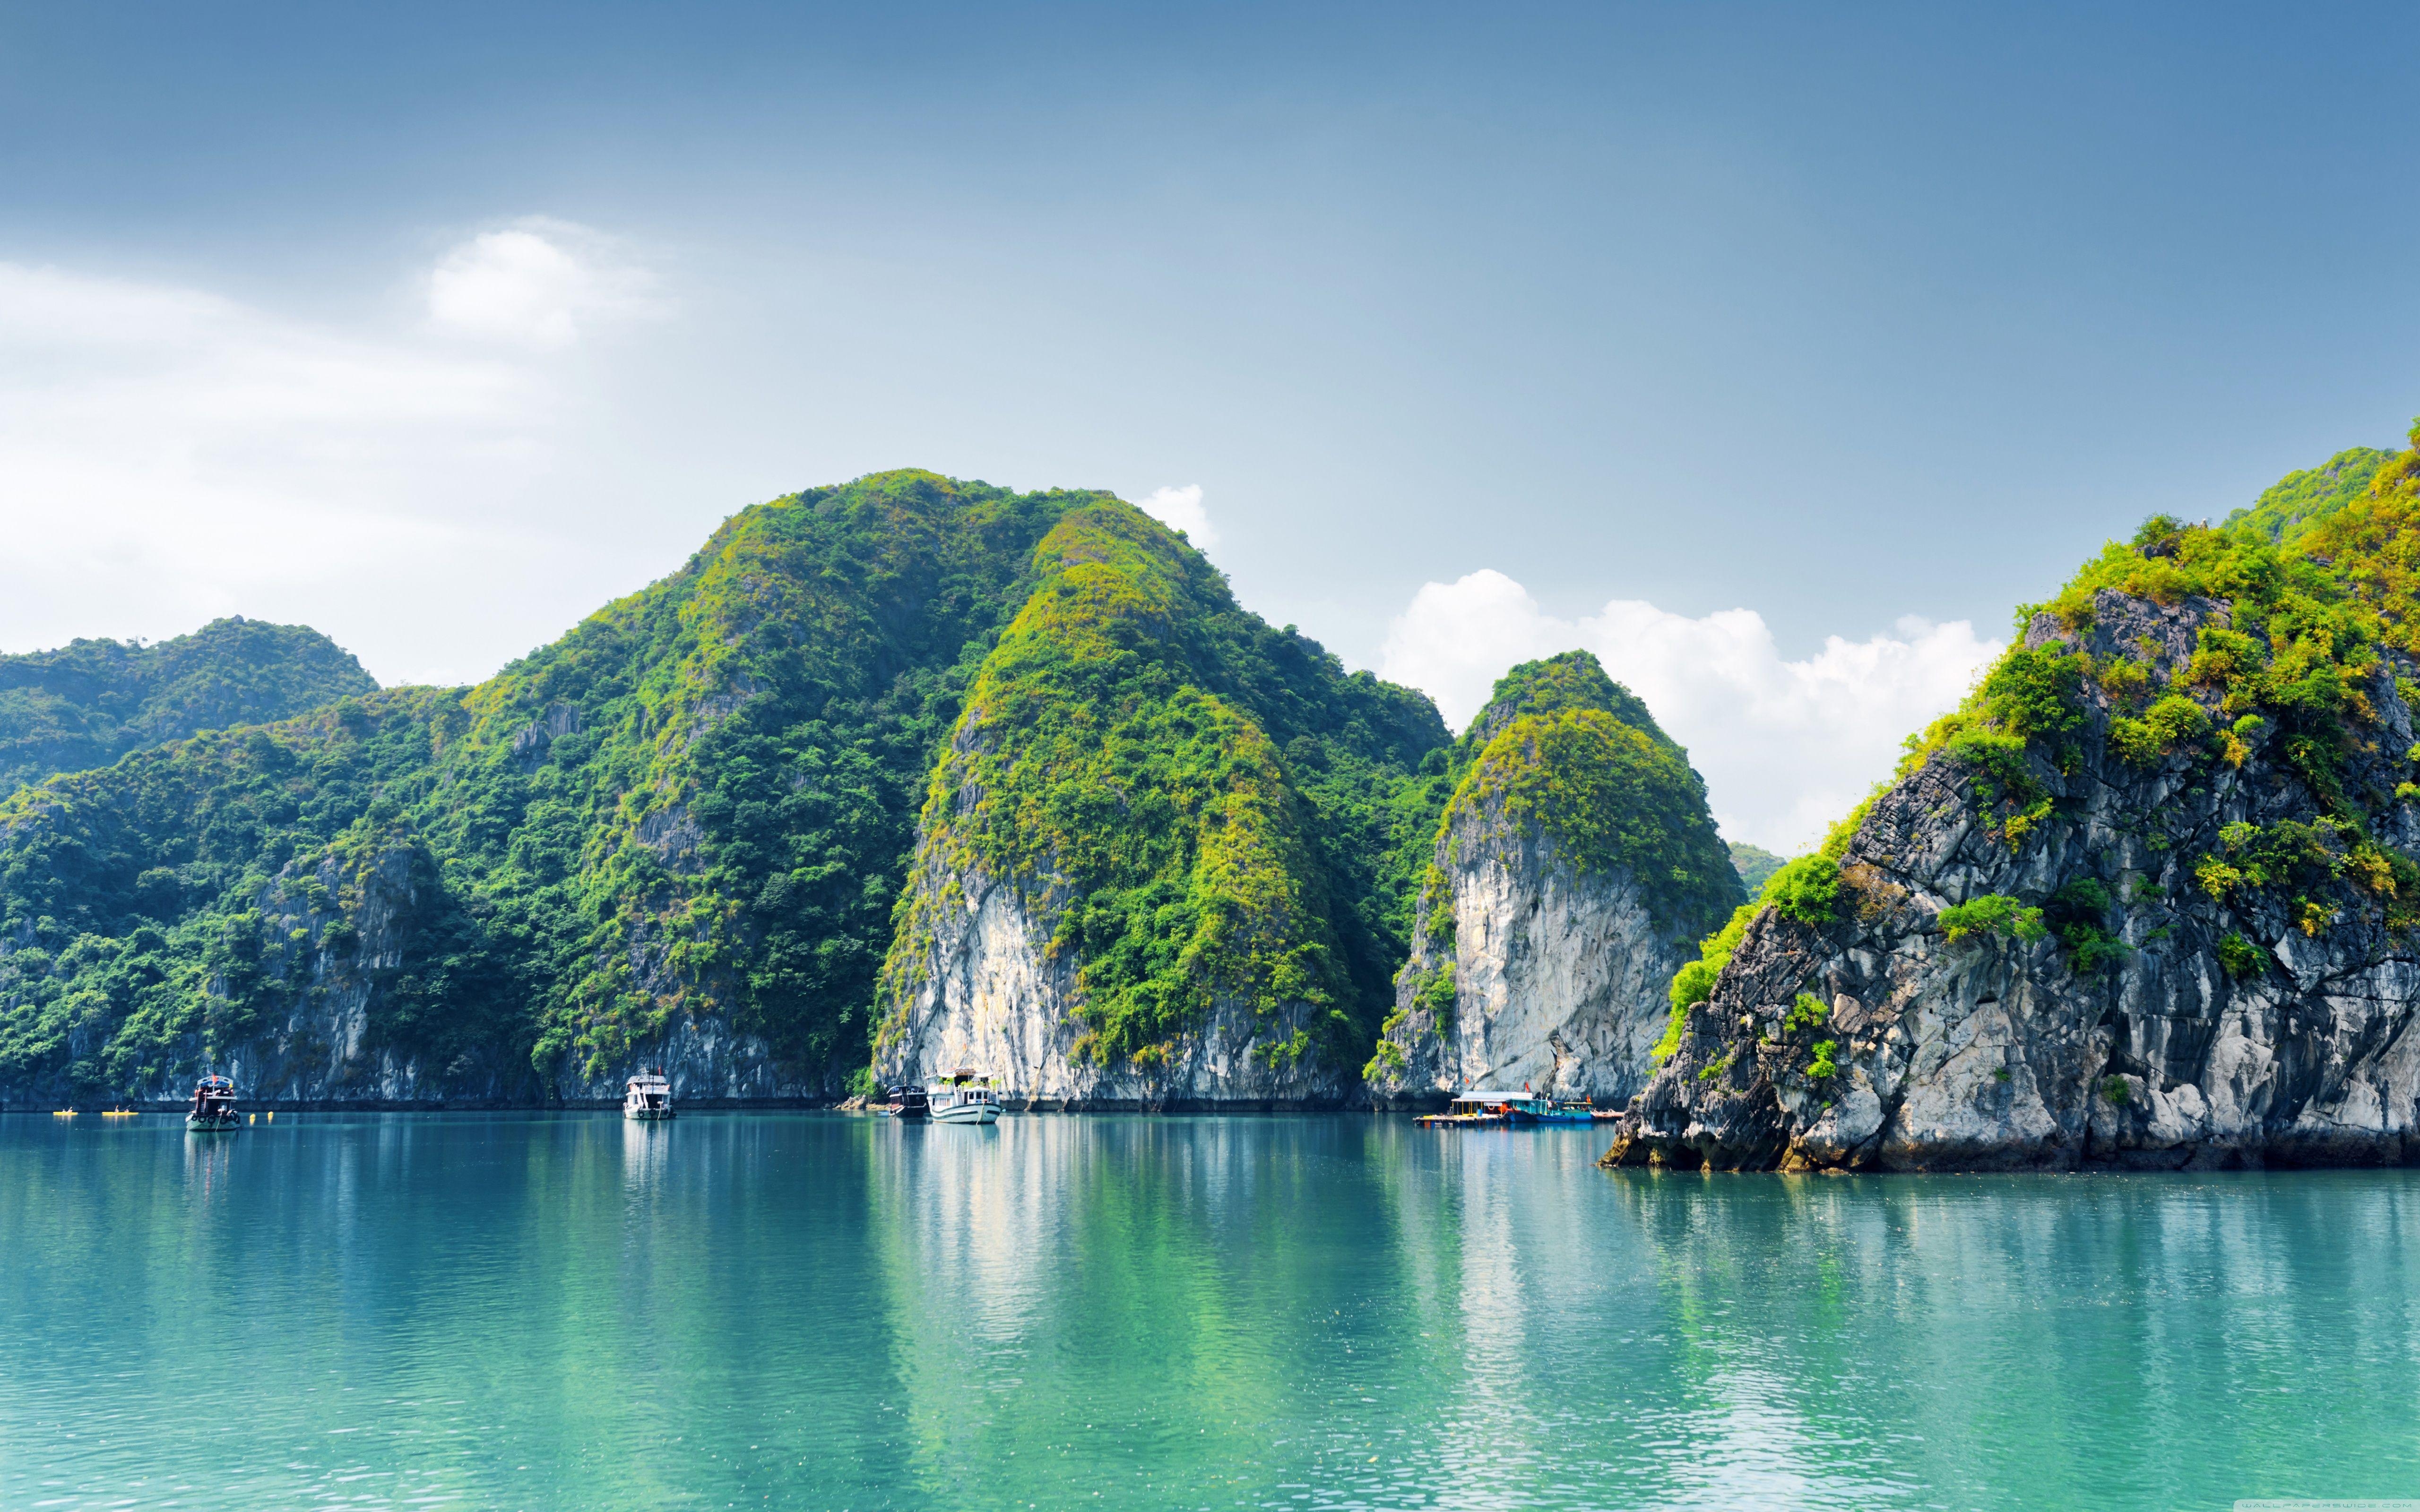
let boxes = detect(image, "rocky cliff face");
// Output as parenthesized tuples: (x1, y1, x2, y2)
(867, 501, 1441, 1108)
(1365, 651, 1737, 1109)
(0, 832, 813, 1110)
(1609, 587, 2420, 1171)
(1366, 793, 1693, 1107)
(203, 841, 517, 1108)
(873, 851, 1351, 1109)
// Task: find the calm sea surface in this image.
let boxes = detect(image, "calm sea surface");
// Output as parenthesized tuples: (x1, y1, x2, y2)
(4, 1112, 2420, 1510)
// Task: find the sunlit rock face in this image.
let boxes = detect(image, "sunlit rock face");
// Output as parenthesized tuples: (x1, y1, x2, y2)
(1610, 591, 2420, 1172)
(1365, 793, 1696, 1109)
(873, 856, 1351, 1110)
(1366, 650, 1737, 1112)
(867, 500, 1450, 1111)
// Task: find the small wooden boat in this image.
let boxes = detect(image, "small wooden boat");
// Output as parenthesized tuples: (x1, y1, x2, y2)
(186, 1076, 241, 1132)
(886, 1085, 932, 1121)
(623, 1069, 674, 1121)
(929, 1070, 1001, 1125)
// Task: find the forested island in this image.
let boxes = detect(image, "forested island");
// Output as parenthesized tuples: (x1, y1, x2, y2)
(10, 440, 2420, 1169)
(0, 474, 1727, 1109)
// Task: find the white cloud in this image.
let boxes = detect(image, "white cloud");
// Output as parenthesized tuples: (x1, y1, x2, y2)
(0, 262, 527, 592)
(1137, 483, 1217, 547)
(426, 218, 659, 347)
(1379, 569, 2002, 853)
(0, 240, 653, 681)
(1378, 569, 1556, 725)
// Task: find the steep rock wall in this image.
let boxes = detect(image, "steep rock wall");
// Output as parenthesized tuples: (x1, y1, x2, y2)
(1609, 589, 2420, 1171)
(1363, 650, 1737, 1110)
(868, 501, 1439, 1107)
(1366, 794, 1691, 1108)
(874, 855, 1350, 1109)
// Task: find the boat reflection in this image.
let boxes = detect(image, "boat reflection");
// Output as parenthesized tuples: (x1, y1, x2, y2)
(622, 1111, 672, 1195)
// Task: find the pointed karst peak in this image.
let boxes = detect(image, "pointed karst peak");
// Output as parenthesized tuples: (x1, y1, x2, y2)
(1463, 649, 1668, 753)
(1364, 645, 1738, 1109)
(1444, 646, 1736, 935)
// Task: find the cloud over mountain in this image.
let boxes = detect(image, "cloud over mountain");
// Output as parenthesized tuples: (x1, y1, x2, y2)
(0, 225, 663, 684)
(1379, 568, 2000, 852)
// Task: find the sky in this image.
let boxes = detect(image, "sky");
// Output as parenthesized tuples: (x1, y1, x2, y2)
(3, 2, 2417, 851)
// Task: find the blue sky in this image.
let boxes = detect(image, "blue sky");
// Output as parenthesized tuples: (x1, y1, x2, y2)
(3, 2, 2415, 846)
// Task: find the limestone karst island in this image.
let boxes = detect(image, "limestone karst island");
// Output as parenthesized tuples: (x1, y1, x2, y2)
(19, 8, 2420, 1507)
(13, 447, 2420, 1177)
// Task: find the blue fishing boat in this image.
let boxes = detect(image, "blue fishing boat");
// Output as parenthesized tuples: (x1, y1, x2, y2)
(1505, 1096, 1594, 1126)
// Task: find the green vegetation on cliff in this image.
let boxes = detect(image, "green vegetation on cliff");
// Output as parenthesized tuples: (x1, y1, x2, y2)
(1408, 652, 1739, 945)
(1665, 430, 2420, 1040)
(0, 687, 495, 1097)
(1458, 709, 1738, 932)
(880, 501, 1445, 1071)
(1962, 479, 2420, 888)
(1659, 436, 2420, 1033)
(0, 473, 1104, 1099)
(1453, 650, 1662, 756)
(1656, 812, 1857, 1058)
(0, 618, 377, 794)
(0, 472, 1455, 1103)
(2221, 446, 2393, 546)
(1727, 841, 1785, 893)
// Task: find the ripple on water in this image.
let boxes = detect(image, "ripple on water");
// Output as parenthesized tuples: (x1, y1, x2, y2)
(4, 1117, 2420, 1509)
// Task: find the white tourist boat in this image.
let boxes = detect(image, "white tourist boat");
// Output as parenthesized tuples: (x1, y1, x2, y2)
(623, 1069, 674, 1121)
(928, 1070, 1001, 1125)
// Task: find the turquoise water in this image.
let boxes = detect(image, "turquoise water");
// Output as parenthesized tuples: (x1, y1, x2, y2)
(5, 1114, 2420, 1509)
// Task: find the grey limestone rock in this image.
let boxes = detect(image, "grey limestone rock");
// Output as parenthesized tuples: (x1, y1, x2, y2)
(1365, 790, 1698, 1109)
(1608, 589, 2420, 1171)
(872, 845, 1351, 1110)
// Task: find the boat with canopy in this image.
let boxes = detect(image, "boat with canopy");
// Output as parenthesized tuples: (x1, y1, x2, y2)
(186, 1076, 241, 1132)
(929, 1070, 1001, 1125)
(623, 1069, 674, 1121)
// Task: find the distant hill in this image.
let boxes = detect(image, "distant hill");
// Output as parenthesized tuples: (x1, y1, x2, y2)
(0, 472, 1457, 1108)
(1727, 840, 1785, 893)
(0, 618, 377, 793)
(2221, 446, 2394, 546)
